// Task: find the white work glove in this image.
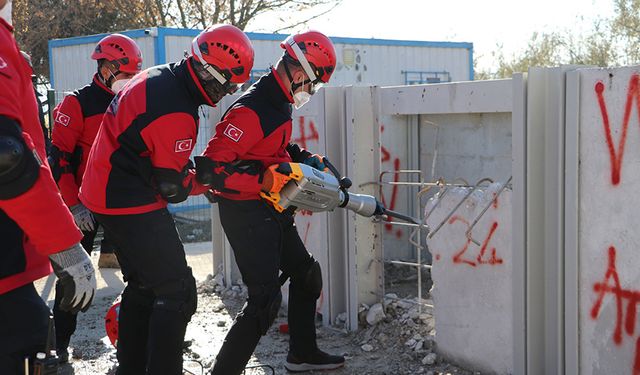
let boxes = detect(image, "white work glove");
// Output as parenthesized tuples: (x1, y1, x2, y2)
(49, 243, 97, 313)
(70, 203, 95, 232)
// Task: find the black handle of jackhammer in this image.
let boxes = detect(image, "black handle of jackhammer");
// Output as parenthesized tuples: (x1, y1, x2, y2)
(322, 157, 352, 189)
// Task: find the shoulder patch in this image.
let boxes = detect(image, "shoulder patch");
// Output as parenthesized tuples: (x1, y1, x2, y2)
(175, 138, 194, 153)
(55, 111, 71, 126)
(223, 123, 243, 142)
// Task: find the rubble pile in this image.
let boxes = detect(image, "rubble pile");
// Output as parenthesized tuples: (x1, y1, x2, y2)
(61, 274, 480, 374)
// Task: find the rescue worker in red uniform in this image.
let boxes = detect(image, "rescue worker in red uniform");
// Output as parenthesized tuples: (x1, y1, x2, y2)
(195, 30, 345, 374)
(0, 0, 97, 373)
(79, 24, 254, 374)
(49, 33, 143, 363)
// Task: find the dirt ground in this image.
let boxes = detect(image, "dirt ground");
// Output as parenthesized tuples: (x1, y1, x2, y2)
(36, 244, 479, 375)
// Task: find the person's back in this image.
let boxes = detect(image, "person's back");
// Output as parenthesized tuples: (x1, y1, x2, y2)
(81, 24, 254, 375)
(81, 59, 208, 214)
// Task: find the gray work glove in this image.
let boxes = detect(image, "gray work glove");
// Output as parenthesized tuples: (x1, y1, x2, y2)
(49, 243, 97, 313)
(70, 203, 95, 232)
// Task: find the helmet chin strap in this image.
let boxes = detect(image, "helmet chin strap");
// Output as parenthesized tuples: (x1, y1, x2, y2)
(283, 59, 311, 96)
(97, 62, 120, 88)
(283, 35, 317, 82)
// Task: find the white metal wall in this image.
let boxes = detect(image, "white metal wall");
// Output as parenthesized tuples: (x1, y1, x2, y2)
(50, 29, 472, 91)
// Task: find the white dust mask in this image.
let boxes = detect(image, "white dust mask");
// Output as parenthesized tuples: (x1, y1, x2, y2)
(293, 91, 311, 109)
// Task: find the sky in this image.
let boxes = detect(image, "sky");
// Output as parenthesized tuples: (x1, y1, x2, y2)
(248, 0, 616, 73)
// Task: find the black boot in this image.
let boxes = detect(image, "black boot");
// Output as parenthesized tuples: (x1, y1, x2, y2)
(284, 349, 345, 372)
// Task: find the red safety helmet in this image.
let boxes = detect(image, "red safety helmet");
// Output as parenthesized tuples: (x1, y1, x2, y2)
(91, 33, 143, 74)
(105, 301, 121, 347)
(280, 30, 336, 84)
(191, 24, 254, 88)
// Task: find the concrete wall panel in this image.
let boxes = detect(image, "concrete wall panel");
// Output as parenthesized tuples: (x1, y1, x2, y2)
(426, 184, 513, 374)
(577, 66, 640, 375)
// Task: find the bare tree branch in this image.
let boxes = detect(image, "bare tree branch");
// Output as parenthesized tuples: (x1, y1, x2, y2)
(272, 2, 340, 33)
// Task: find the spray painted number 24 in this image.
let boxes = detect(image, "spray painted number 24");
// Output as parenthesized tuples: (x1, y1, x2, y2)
(447, 216, 503, 267)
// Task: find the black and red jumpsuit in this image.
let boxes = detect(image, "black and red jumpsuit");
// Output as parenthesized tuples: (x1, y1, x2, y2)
(49, 73, 116, 351)
(198, 69, 321, 374)
(79, 57, 208, 375)
(0, 18, 82, 372)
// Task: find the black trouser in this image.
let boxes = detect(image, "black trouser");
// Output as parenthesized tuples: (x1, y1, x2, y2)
(0, 283, 51, 374)
(94, 209, 197, 375)
(52, 222, 115, 352)
(211, 199, 319, 375)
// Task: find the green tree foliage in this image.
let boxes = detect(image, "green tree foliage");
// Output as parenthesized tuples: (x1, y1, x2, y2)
(12, 0, 340, 81)
(475, 0, 640, 79)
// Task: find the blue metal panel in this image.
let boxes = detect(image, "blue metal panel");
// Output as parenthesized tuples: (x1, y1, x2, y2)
(160, 27, 200, 37)
(153, 26, 472, 49)
(156, 27, 166, 65)
(48, 29, 149, 48)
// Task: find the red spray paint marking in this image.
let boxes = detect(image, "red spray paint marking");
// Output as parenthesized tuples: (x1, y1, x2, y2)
(292, 116, 319, 150)
(448, 216, 502, 268)
(590, 246, 640, 374)
(594, 75, 640, 186)
(476, 221, 503, 265)
(448, 216, 476, 267)
(380, 125, 403, 238)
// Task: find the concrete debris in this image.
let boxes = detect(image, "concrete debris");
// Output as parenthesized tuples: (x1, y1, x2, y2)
(422, 353, 438, 365)
(57, 276, 478, 375)
(361, 344, 374, 352)
(334, 312, 348, 326)
(366, 303, 386, 326)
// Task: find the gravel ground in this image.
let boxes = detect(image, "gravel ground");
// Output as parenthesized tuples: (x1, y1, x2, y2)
(52, 273, 479, 375)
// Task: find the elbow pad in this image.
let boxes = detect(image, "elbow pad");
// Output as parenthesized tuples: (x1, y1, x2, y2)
(0, 117, 41, 199)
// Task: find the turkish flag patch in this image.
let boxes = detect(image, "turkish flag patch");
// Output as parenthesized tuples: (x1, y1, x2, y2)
(55, 111, 71, 127)
(175, 138, 194, 153)
(223, 123, 243, 142)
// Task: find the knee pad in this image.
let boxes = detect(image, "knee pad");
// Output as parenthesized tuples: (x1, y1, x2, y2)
(152, 270, 197, 320)
(291, 259, 323, 300)
(244, 283, 282, 336)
